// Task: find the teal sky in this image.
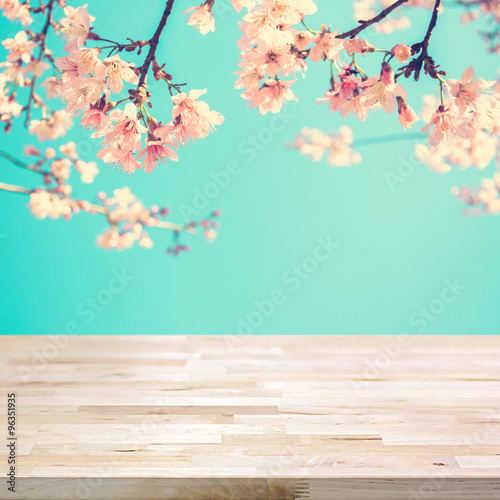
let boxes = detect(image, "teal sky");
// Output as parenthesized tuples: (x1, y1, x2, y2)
(0, 0, 499, 335)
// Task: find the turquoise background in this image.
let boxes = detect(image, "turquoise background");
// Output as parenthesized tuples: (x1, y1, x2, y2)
(0, 0, 498, 335)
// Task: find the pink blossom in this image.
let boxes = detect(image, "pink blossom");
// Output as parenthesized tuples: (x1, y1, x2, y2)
(68, 48, 102, 77)
(24, 60, 49, 77)
(98, 146, 142, 174)
(290, 126, 361, 167)
(59, 141, 78, 159)
(184, 1, 216, 35)
(317, 68, 364, 118)
(421, 105, 474, 147)
(309, 29, 344, 63)
(344, 37, 375, 55)
(294, 30, 315, 51)
(50, 158, 71, 181)
(2, 31, 37, 63)
(446, 66, 496, 115)
(24, 145, 41, 156)
(235, 61, 265, 91)
(263, 0, 317, 26)
(80, 106, 111, 132)
(59, 75, 109, 115)
(0, 61, 25, 86)
(1, 0, 33, 25)
(360, 62, 407, 113)
(103, 55, 139, 93)
(247, 78, 297, 114)
(397, 97, 418, 129)
(28, 191, 72, 219)
(137, 139, 178, 173)
(60, 4, 95, 52)
(247, 44, 292, 78)
(156, 89, 224, 144)
(75, 159, 99, 183)
(104, 103, 147, 150)
(40, 77, 60, 100)
(28, 111, 73, 141)
(391, 43, 412, 63)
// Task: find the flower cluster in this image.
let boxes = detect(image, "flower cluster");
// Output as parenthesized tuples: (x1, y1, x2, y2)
(289, 126, 361, 167)
(2, 142, 219, 252)
(0, 0, 221, 254)
(452, 174, 500, 216)
(229, 0, 425, 131)
(0, 0, 33, 26)
(54, 4, 224, 174)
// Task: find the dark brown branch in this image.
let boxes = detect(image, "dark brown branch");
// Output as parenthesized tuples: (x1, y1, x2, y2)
(24, 0, 56, 126)
(403, 0, 443, 81)
(138, 0, 176, 86)
(337, 0, 411, 39)
(417, 0, 442, 61)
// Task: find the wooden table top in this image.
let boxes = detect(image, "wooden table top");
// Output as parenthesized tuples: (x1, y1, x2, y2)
(1, 335, 499, 499)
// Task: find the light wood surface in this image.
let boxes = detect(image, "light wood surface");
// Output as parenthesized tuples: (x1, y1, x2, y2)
(0, 335, 499, 499)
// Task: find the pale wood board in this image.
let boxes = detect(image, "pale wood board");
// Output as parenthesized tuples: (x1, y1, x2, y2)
(0, 335, 499, 499)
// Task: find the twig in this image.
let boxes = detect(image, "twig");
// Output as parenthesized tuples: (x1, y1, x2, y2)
(24, 0, 56, 126)
(416, 0, 442, 61)
(138, 0, 176, 86)
(0, 182, 34, 195)
(337, 0, 411, 39)
(404, 0, 443, 80)
(0, 151, 54, 177)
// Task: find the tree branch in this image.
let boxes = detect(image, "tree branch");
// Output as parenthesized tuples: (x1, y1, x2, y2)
(402, 0, 443, 81)
(337, 0, 411, 39)
(417, 0, 442, 61)
(24, 0, 56, 126)
(0, 182, 34, 195)
(138, 0, 176, 86)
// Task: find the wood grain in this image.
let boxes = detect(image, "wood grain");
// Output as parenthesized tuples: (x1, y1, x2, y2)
(0, 335, 499, 499)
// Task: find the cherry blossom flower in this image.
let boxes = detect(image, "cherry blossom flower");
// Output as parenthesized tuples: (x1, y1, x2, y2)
(360, 62, 407, 113)
(25, 60, 50, 78)
(59, 74, 109, 115)
(184, 0, 216, 35)
(50, 158, 72, 180)
(309, 28, 344, 62)
(416, 130, 497, 173)
(80, 105, 111, 132)
(67, 47, 102, 77)
(156, 89, 224, 144)
(28, 191, 72, 219)
(344, 37, 375, 55)
(2, 31, 37, 63)
(446, 65, 496, 115)
(28, 111, 73, 141)
(137, 139, 178, 173)
(103, 103, 147, 150)
(294, 30, 315, 51)
(396, 96, 418, 129)
(247, 78, 297, 114)
(421, 105, 473, 147)
(1, 0, 33, 25)
(75, 159, 99, 183)
(391, 43, 411, 62)
(60, 4, 95, 52)
(317, 67, 366, 119)
(289, 126, 361, 167)
(59, 141, 78, 159)
(98, 146, 142, 174)
(103, 55, 139, 93)
(40, 77, 60, 100)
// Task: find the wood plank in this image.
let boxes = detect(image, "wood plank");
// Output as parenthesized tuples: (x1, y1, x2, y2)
(0, 335, 499, 499)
